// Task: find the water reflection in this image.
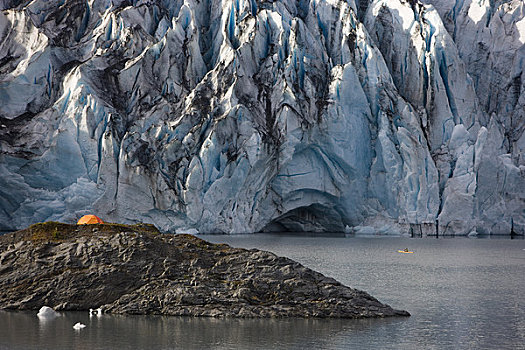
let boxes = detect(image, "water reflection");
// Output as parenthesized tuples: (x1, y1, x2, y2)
(0, 311, 406, 349)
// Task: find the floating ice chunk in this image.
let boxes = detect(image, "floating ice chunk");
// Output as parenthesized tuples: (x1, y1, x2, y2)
(89, 308, 102, 316)
(73, 322, 86, 330)
(37, 306, 58, 318)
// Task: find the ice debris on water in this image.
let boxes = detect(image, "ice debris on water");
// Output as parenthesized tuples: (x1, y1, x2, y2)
(89, 308, 102, 316)
(73, 322, 86, 330)
(37, 306, 58, 318)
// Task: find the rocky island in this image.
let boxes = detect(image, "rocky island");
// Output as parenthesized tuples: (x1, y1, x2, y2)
(0, 222, 409, 318)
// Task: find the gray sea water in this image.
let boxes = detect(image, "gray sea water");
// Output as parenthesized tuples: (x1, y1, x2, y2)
(1, 235, 524, 349)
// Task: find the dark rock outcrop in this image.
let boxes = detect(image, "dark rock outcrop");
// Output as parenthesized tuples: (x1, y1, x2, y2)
(0, 222, 409, 318)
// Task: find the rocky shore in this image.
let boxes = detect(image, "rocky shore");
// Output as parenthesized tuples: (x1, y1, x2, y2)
(0, 223, 409, 318)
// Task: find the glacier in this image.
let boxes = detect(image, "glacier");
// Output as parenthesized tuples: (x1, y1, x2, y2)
(0, 0, 523, 235)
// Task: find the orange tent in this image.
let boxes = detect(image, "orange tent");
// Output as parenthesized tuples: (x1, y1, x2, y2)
(77, 215, 104, 225)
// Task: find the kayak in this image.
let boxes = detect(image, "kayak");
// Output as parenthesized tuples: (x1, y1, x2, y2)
(398, 250, 414, 254)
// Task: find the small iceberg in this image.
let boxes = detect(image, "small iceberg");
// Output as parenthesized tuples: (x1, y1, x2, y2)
(73, 322, 86, 330)
(37, 306, 58, 318)
(89, 308, 102, 316)
(468, 229, 479, 237)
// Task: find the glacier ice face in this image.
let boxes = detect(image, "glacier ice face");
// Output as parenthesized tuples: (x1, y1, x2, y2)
(425, 1, 525, 234)
(422, 0, 525, 164)
(0, 0, 523, 235)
